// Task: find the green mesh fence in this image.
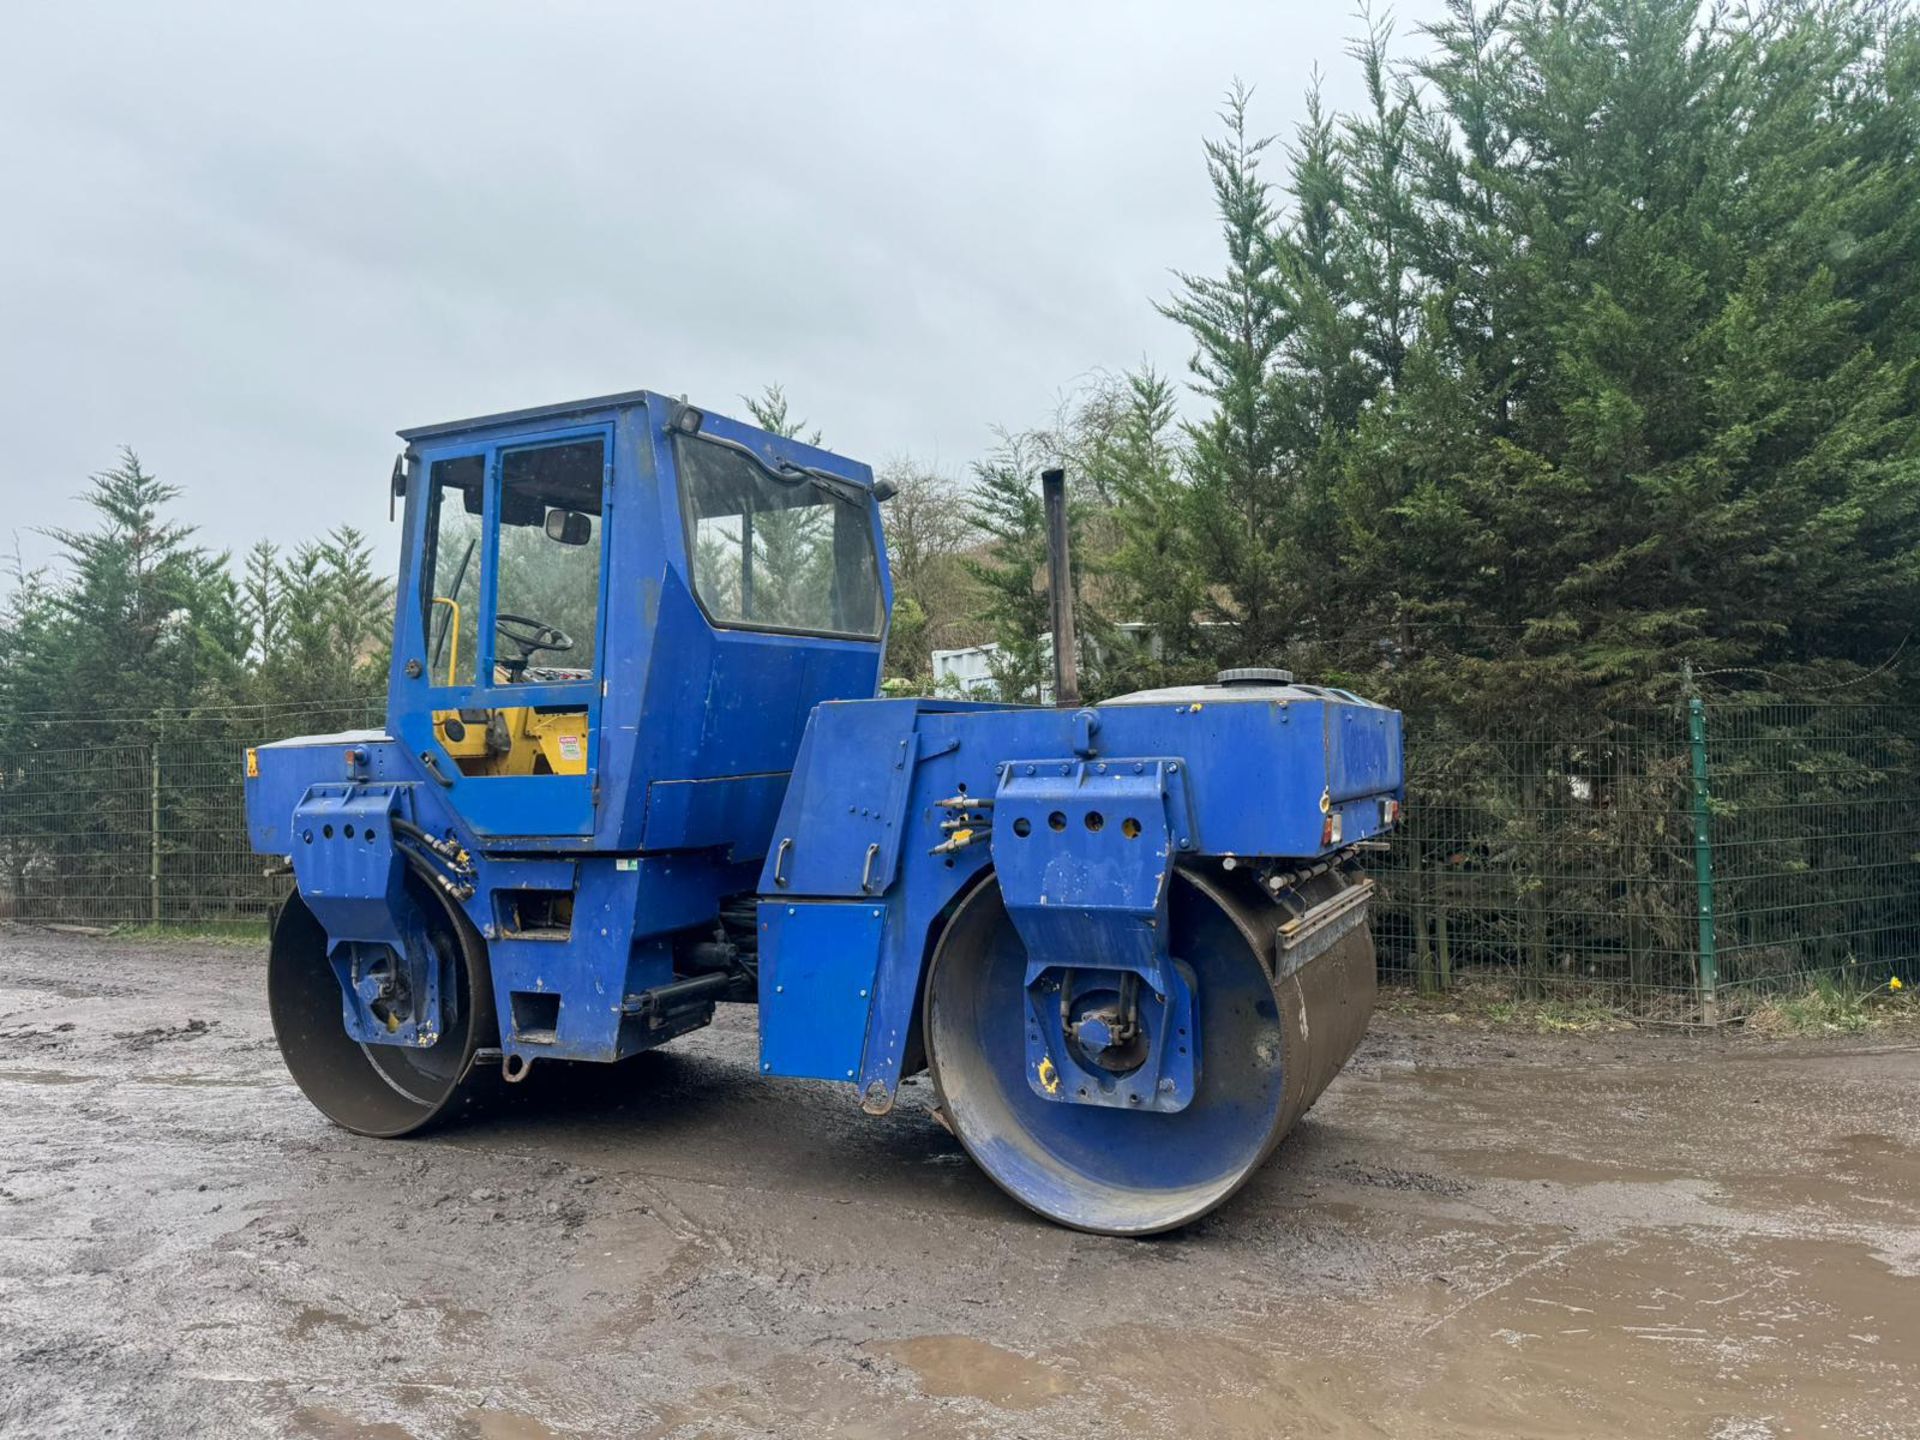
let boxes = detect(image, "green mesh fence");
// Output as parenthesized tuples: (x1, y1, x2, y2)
(2, 697, 1916, 1015)
(0, 699, 383, 932)
(1700, 702, 1920, 1003)
(1368, 700, 1920, 1017)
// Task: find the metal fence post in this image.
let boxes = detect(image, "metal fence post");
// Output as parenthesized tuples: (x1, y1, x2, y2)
(149, 738, 162, 925)
(1688, 694, 1719, 1022)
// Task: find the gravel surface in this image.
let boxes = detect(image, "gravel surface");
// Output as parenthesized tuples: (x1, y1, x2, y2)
(1, 925, 1916, 1438)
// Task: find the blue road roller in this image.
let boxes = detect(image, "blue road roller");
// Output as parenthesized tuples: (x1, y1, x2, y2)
(245, 389, 1404, 1234)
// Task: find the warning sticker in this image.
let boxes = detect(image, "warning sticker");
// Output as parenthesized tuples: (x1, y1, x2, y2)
(557, 734, 583, 762)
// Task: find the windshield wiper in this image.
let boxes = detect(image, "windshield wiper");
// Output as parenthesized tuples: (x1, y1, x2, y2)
(774, 459, 867, 507)
(672, 411, 867, 507)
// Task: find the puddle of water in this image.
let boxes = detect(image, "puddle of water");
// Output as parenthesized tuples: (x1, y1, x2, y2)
(1695, 1130, 1920, 1224)
(870, 1334, 1076, 1411)
(1059, 1325, 1391, 1438)
(1399, 1231, 1920, 1434)
(286, 1406, 416, 1440)
(930, 1231, 1920, 1438)
(0, 1068, 93, 1085)
(1826, 1131, 1915, 1159)
(0, 1068, 272, 1089)
(1425, 1146, 1688, 1187)
(289, 1307, 371, 1341)
(460, 1411, 563, 1440)
(132, 1073, 273, 1089)
(640, 1353, 938, 1440)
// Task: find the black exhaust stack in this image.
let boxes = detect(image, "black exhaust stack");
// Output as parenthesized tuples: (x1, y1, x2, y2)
(1040, 467, 1081, 708)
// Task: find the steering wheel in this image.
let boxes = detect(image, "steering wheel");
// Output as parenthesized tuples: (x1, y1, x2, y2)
(495, 612, 576, 676)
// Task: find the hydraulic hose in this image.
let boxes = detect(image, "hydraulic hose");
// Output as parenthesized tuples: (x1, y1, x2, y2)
(396, 841, 472, 904)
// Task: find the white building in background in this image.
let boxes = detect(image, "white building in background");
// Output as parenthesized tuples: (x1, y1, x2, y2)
(933, 624, 1180, 702)
(933, 636, 1061, 701)
(929, 640, 1008, 699)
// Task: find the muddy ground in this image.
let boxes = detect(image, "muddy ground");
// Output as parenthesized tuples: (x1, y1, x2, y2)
(0, 928, 1915, 1440)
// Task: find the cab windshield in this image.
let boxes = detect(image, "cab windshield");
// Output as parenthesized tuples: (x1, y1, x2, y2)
(676, 437, 883, 638)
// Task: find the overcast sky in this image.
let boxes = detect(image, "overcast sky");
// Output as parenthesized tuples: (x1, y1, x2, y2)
(0, 1, 1444, 584)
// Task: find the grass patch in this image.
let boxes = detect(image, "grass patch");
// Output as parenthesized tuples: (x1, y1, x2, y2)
(1379, 978, 1637, 1033)
(105, 922, 267, 947)
(1743, 974, 1915, 1037)
(1385, 970, 1920, 1034)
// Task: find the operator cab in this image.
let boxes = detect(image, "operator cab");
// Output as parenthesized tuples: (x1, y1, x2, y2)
(389, 391, 890, 846)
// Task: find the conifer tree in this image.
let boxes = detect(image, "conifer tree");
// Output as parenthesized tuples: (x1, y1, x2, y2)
(1158, 83, 1298, 666)
(962, 433, 1056, 703)
(39, 449, 243, 725)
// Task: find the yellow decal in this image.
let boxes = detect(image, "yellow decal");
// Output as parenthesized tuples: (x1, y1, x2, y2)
(245, 748, 259, 779)
(1037, 1055, 1061, 1095)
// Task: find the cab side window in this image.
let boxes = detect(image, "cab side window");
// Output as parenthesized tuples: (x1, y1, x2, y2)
(677, 438, 883, 638)
(421, 456, 484, 687)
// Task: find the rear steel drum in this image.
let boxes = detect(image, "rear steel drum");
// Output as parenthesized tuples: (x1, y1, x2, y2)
(925, 866, 1374, 1234)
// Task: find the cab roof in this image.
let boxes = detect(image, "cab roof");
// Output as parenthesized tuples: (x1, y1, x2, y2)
(397, 389, 654, 443)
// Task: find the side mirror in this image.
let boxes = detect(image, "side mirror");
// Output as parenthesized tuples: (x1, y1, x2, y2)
(545, 509, 592, 545)
(389, 454, 407, 521)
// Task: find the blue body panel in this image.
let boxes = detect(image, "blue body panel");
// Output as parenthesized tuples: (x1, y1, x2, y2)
(751, 694, 1404, 1098)
(758, 901, 889, 1080)
(244, 389, 1405, 1111)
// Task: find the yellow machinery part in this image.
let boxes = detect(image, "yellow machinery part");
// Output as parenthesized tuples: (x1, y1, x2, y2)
(426, 597, 586, 776)
(432, 707, 588, 777)
(524, 710, 589, 776)
(434, 711, 493, 762)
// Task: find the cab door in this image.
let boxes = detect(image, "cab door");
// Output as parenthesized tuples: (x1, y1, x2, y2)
(396, 425, 611, 840)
